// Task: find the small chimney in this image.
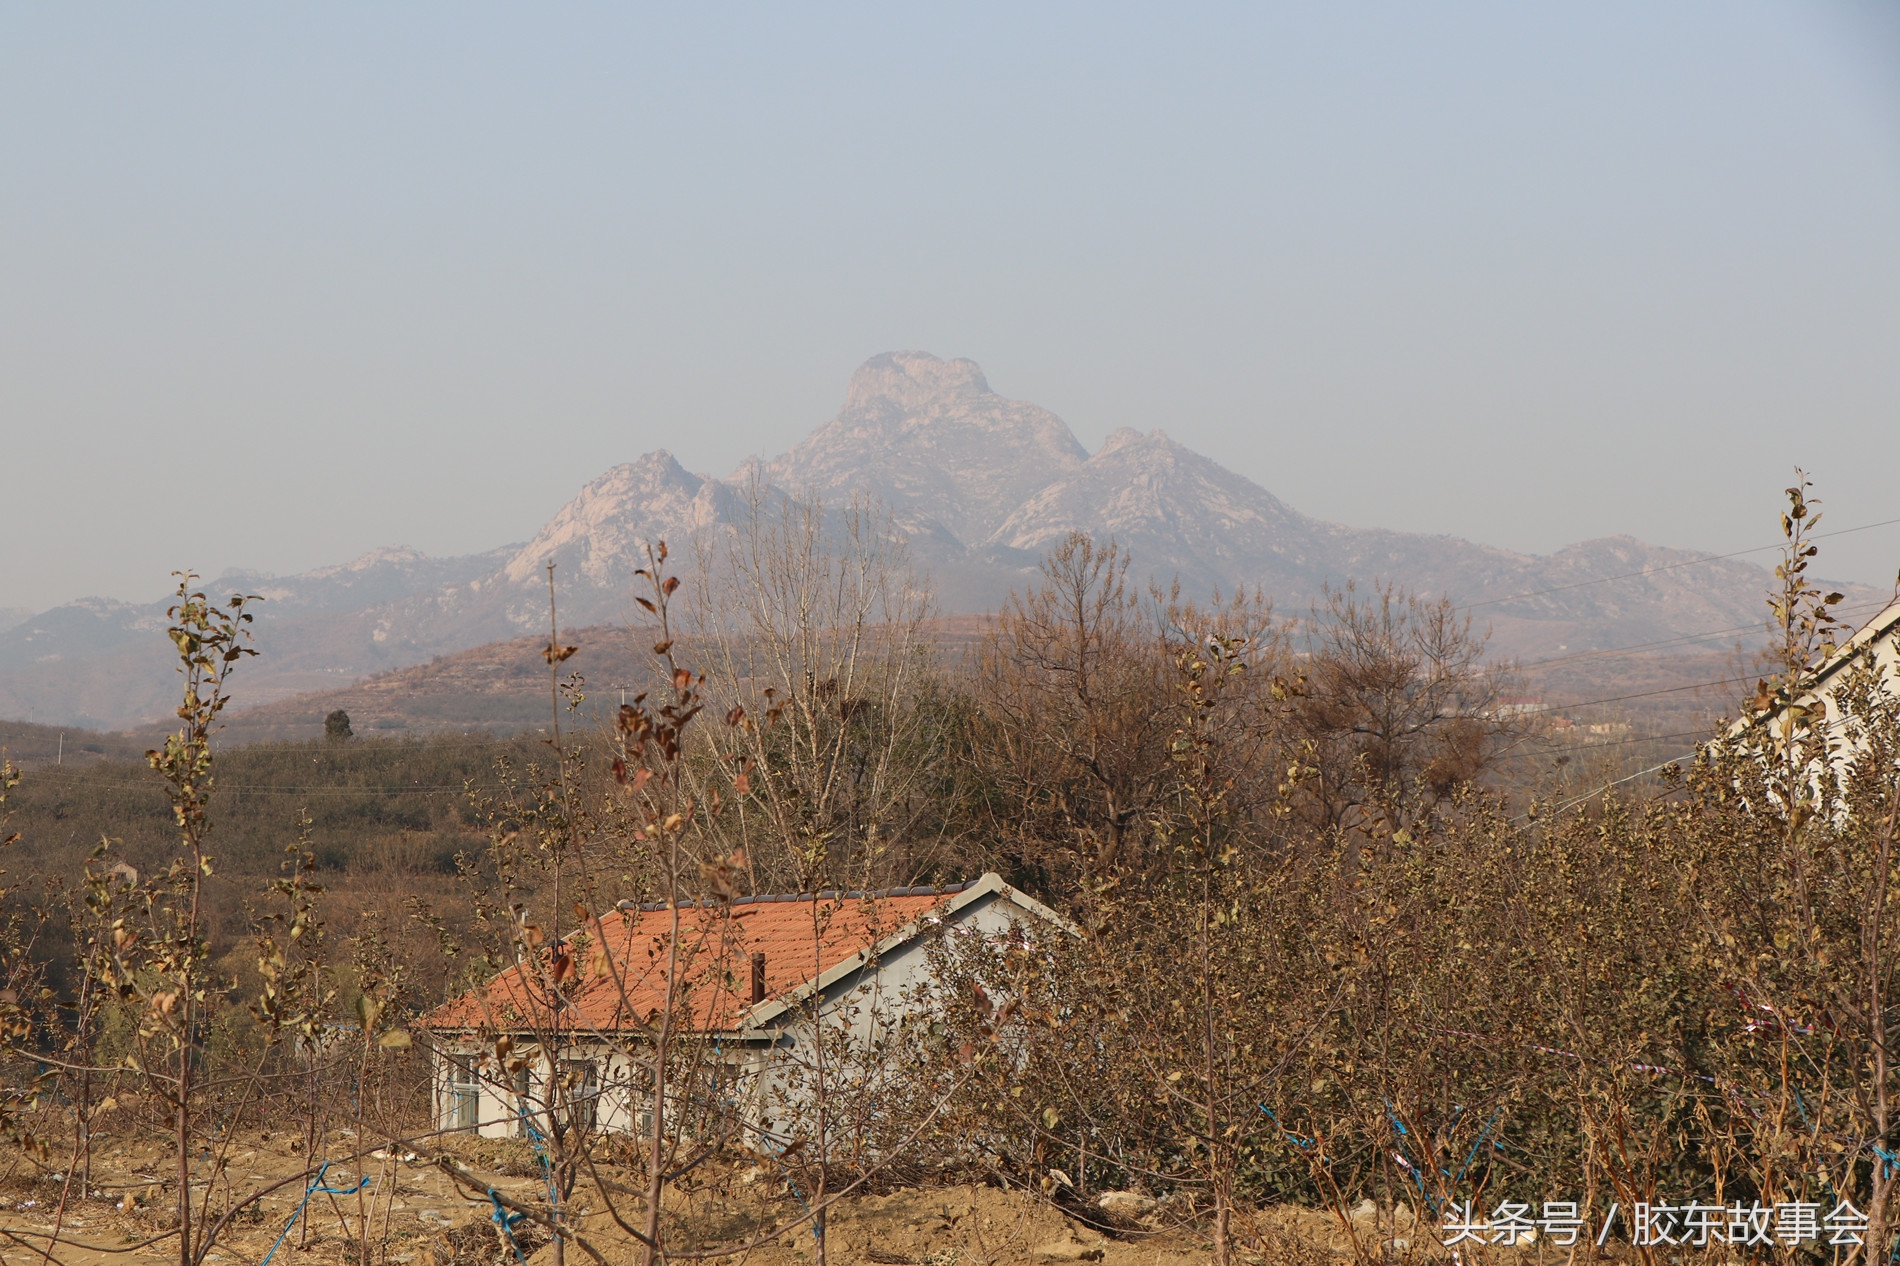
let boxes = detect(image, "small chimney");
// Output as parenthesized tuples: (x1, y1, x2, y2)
(750, 951, 767, 1004)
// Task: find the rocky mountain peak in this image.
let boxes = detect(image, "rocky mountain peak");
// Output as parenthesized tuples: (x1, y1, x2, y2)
(989, 424, 1307, 588)
(842, 351, 991, 414)
(502, 451, 712, 587)
(601, 450, 702, 495)
(769, 352, 1088, 547)
(540, 452, 706, 525)
(1096, 426, 1163, 456)
(302, 544, 432, 580)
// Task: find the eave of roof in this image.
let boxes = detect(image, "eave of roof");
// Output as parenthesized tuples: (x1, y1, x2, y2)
(1726, 594, 1900, 741)
(418, 873, 1072, 1039)
(734, 872, 1075, 1031)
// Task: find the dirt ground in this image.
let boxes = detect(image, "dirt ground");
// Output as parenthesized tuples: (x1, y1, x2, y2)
(0, 1131, 1491, 1266)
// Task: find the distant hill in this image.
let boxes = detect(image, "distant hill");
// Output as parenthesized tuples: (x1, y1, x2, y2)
(203, 615, 996, 745)
(208, 623, 647, 744)
(5, 350, 1887, 729)
(0, 546, 518, 728)
(194, 611, 1738, 752)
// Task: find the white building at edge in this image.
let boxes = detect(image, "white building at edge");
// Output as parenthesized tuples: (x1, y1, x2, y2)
(1723, 593, 1900, 764)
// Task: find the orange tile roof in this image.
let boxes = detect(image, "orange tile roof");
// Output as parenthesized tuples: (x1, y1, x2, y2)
(421, 888, 965, 1037)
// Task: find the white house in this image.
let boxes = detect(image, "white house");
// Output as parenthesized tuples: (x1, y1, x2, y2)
(1724, 593, 1900, 760)
(420, 873, 1067, 1141)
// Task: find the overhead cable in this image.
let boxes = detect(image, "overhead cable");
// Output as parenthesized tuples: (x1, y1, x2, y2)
(1456, 516, 1900, 613)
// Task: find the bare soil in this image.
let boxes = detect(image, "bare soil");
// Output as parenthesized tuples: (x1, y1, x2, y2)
(0, 1130, 1549, 1266)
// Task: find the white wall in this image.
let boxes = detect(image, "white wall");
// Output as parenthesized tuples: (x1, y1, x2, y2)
(430, 889, 1060, 1142)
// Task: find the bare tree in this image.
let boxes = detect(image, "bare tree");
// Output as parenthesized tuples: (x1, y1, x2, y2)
(1291, 580, 1512, 840)
(689, 480, 957, 892)
(972, 533, 1176, 883)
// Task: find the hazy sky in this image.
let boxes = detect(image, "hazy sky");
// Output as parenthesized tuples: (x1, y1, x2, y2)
(4, 3, 1898, 613)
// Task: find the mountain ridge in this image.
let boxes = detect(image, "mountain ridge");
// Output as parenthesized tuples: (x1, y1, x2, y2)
(4, 350, 1883, 729)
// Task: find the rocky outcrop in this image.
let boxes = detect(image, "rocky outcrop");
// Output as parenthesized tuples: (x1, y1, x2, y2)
(500, 451, 725, 589)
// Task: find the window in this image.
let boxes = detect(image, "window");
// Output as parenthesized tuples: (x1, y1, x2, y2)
(628, 1063, 654, 1138)
(562, 1060, 600, 1135)
(445, 1057, 479, 1132)
(511, 1065, 534, 1138)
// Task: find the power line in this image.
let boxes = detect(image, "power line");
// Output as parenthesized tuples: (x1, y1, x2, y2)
(212, 733, 552, 753)
(1507, 605, 1894, 815)
(18, 770, 475, 796)
(1517, 624, 1762, 668)
(1519, 598, 1899, 711)
(1544, 673, 1759, 713)
(0, 733, 552, 765)
(219, 785, 471, 796)
(1528, 727, 1713, 759)
(1457, 515, 1900, 613)
(1514, 750, 1700, 823)
(1510, 597, 1896, 671)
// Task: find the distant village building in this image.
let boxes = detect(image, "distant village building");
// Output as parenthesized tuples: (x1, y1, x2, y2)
(420, 873, 1066, 1140)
